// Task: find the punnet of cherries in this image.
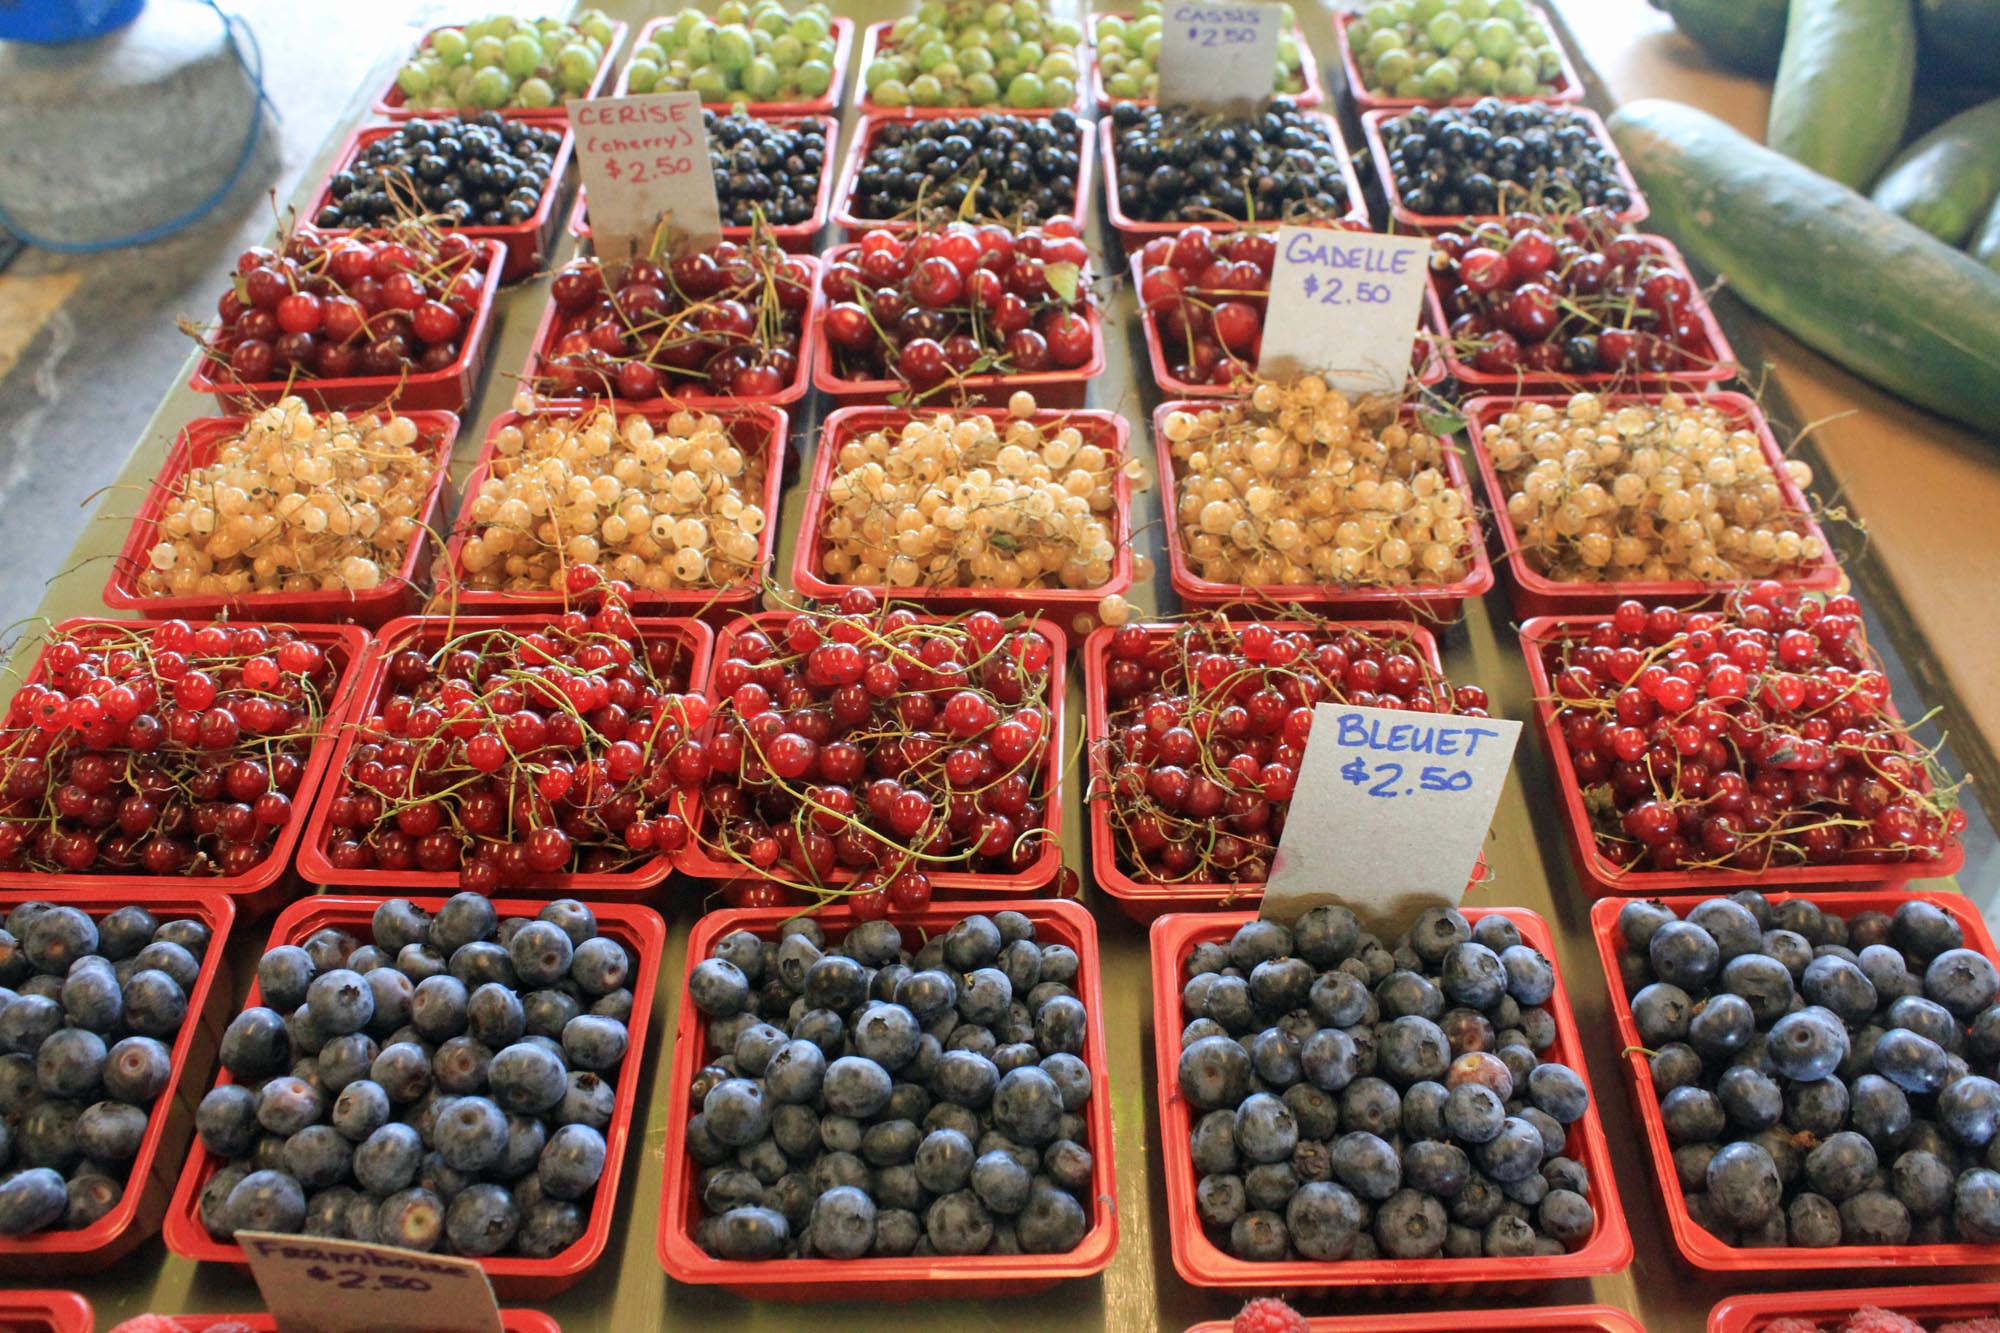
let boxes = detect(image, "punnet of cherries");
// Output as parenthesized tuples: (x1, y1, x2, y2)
(314, 568, 705, 888)
(1092, 619, 1486, 888)
(1541, 585, 1964, 875)
(537, 234, 814, 401)
(692, 589, 1066, 912)
(196, 222, 490, 386)
(0, 621, 342, 877)
(1136, 226, 1275, 388)
(1432, 214, 1717, 377)
(821, 221, 1096, 394)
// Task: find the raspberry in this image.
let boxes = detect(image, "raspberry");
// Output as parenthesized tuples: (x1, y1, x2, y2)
(1761, 1321, 1821, 1333)
(1937, 1321, 2000, 1333)
(1840, 1309, 1926, 1333)
(107, 1319, 191, 1333)
(1233, 1297, 1310, 1333)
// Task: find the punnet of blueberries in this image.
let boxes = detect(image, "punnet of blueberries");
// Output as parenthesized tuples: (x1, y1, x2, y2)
(708, 112, 829, 228)
(0, 902, 212, 1237)
(1378, 99, 1633, 219)
(1110, 100, 1352, 225)
(852, 113, 1084, 226)
(191, 893, 634, 1260)
(1616, 892, 2000, 1249)
(683, 910, 1099, 1261)
(1176, 907, 1600, 1262)
(318, 115, 563, 230)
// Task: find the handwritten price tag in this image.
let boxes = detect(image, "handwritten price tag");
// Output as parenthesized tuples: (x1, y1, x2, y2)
(239, 1231, 504, 1333)
(573, 91, 720, 269)
(1158, 1, 1283, 108)
(1257, 226, 1433, 394)
(1260, 703, 1520, 934)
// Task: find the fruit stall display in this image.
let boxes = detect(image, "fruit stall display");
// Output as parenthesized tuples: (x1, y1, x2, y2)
(8, 0, 2000, 1329)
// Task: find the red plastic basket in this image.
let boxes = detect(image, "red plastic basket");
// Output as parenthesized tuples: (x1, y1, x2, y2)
(0, 891, 234, 1277)
(1100, 113, 1368, 254)
(1362, 105, 1648, 234)
(1463, 391, 1843, 618)
(567, 115, 838, 254)
(306, 125, 574, 284)
(372, 21, 626, 122)
(0, 1292, 92, 1333)
(678, 609, 1068, 897)
(520, 251, 822, 411)
(438, 404, 787, 620)
(0, 620, 368, 913)
(1082, 618, 1448, 921)
(1521, 616, 1965, 897)
(1152, 906, 1633, 1290)
(163, 893, 665, 1298)
(614, 14, 855, 117)
(1152, 398, 1495, 619)
(831, 110, 1095, 240)
(102, 411, 459, 627)
(294, 613, 714, 897)
(188, 240, 506, 414)
(1591, 891, 2000, 1275)
(1332, 5, 1584, 112)
(1710, 1283, 2000, 1330)
(658, 898, 1116, 1298)
(812, 242, 1102, 409)
(1189, 1307, 1647, 1333)
(788, 405, 1134, 618)
(1089, 12, 1326, 108)
(852, 20, 1091, 116)
(1431, 236, 1735, 389)
(168, 1314, 558, 1333)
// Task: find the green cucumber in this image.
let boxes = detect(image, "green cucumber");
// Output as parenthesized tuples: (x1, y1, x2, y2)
(1649, 0, 1789, 74)
(1973, 192, 2000, 269)
(1768, 0, 1917, 189)
(1608, 98, 2000, 434)
(1870, 98, 2000, 245)
(1916, 0, 2000, 88)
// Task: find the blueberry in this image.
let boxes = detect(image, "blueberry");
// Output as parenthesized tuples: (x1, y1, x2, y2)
(1688, 993, 1755, 1062)
(59, 962, 122, 1034)
(1197, 1173, 1247, 1228)
(1891, 1149, 1954, 1218)
(434, 1095, 508, 1172)
(1439, 943, 1507, 1009)
(423, 893, 494, 958)
(970, 1148, 1033, 1214)
(1379, 1015, 1450, 1085)
(1872, 1026, 1947, 1095)
(1402, 1080, 1449, 1140)
(1630, 983, 1692, 1047)
(1805, 1130, 1877, 1200)
(1718, 952, 1795, 1026)
(538, 1123, 605, 1201)
(1705, 1140, 1781, 1226)
(1768, 1008, 1850, 1082)
(121, 969, 187, 1039)
(1761, 929, 1815, 980)
(95, 907, 157, 961)
(1309, 972, 1370, 1028)
(1661, 1088, 1726, 1146)
(1955, 1166, 2000, 1240)
(37, 1028, 105, 1099)
(1714, 1065, 1783, 1133)
(0, 994, 62, 1056)
(1648, 921, 1720, 990)
(102, 1036, 171, 1105)
(556, 1014, 626, 1074)
(1839, 1188, 1911, 1244)
(1942, 1074, 2000, 1146)
(764, 1039, 828, 1106)
(355, 1122, 424, 1194)
(448, 942, 514, 991)
(1787, 1192, 1842, 1247)
(219, 1007, 291, 1080)
(225, 1168, 306, 1234)
(1377, 970, 1444, 1021)
(569, 937, 629, 997)
(1376, 1187, 1448, 1258)
(1924, 948, 2000, 1019)
(1178, 1035, 1251, 1111)
(1403, 1139, 1470, 1196)
(1689, 898, 1763, 962)
(1618, 900, 1677, 951)
(1294, 906, 1362, 967)
(488, 1041, 568, 1116)
(24, 908, 96, 974)
(0, 1167, 68, 1235)
(921, 1188, 993, 1256)
(1526, 1062, 1589, 1124)
(1892, 900, 1963, 960)
(1477, 1116, 1545, 1183)
(706, 1078, 772, 1147)
(410, 975, 469, 1043)
(75, 1099, 147, 1161)
(445, 1182, 520, 1256)
(1331, 1131, 1400, 1200)
(371, 900, 432, 956)
(1018, 1180, 1087, 1253)
(258, 946, 316, 1013)
(1445, 1082, 1505, 1143)
(460, 982, 524, 1050)
(197, 1084, 261, 1157)
(376, 1186, 445, 1251)
(371, 1042, 433, 1104)
(284, 1124, 354, 1190)
(433, 1035, 493, 1095)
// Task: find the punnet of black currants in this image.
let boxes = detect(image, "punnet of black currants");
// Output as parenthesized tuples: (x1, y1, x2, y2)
(1380, 99, 1632, 219)
(1175, 906, 1600, 1263)
(191, 893, 635, 1261)
(0, 902, 213, 1237)
(683, 911, 1098, 1261)
(708, 112, 828, 228)
(1110, 99, 1351, 225)
(853, 112, 1083, 226)
(1615, 892, 2000, 1250)
(318, 114, 562, 230)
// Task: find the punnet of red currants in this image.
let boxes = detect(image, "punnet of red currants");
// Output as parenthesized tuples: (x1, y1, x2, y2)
(0, 621, 345, 878)
(1540, 585, 1965, 876)
(1432, 216, 1720, 378)
(535, 235, 815, 402)
(690, 589, 1063, 911)
(1092, 618, 1486, 889)
(1136, 227, 1275, 388)
(195, 221, 492, 387)
(314, 568, 707, 889)
(820, 220, 1097, 394)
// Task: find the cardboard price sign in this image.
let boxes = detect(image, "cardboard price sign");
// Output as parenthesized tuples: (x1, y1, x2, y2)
(1157, 1, 1283, 108)
(1260, 703, 1521, 934)
(572, 91, 721, 268)
(1257, 226, 1433, 394)
(238, 1231, 505, 1333)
